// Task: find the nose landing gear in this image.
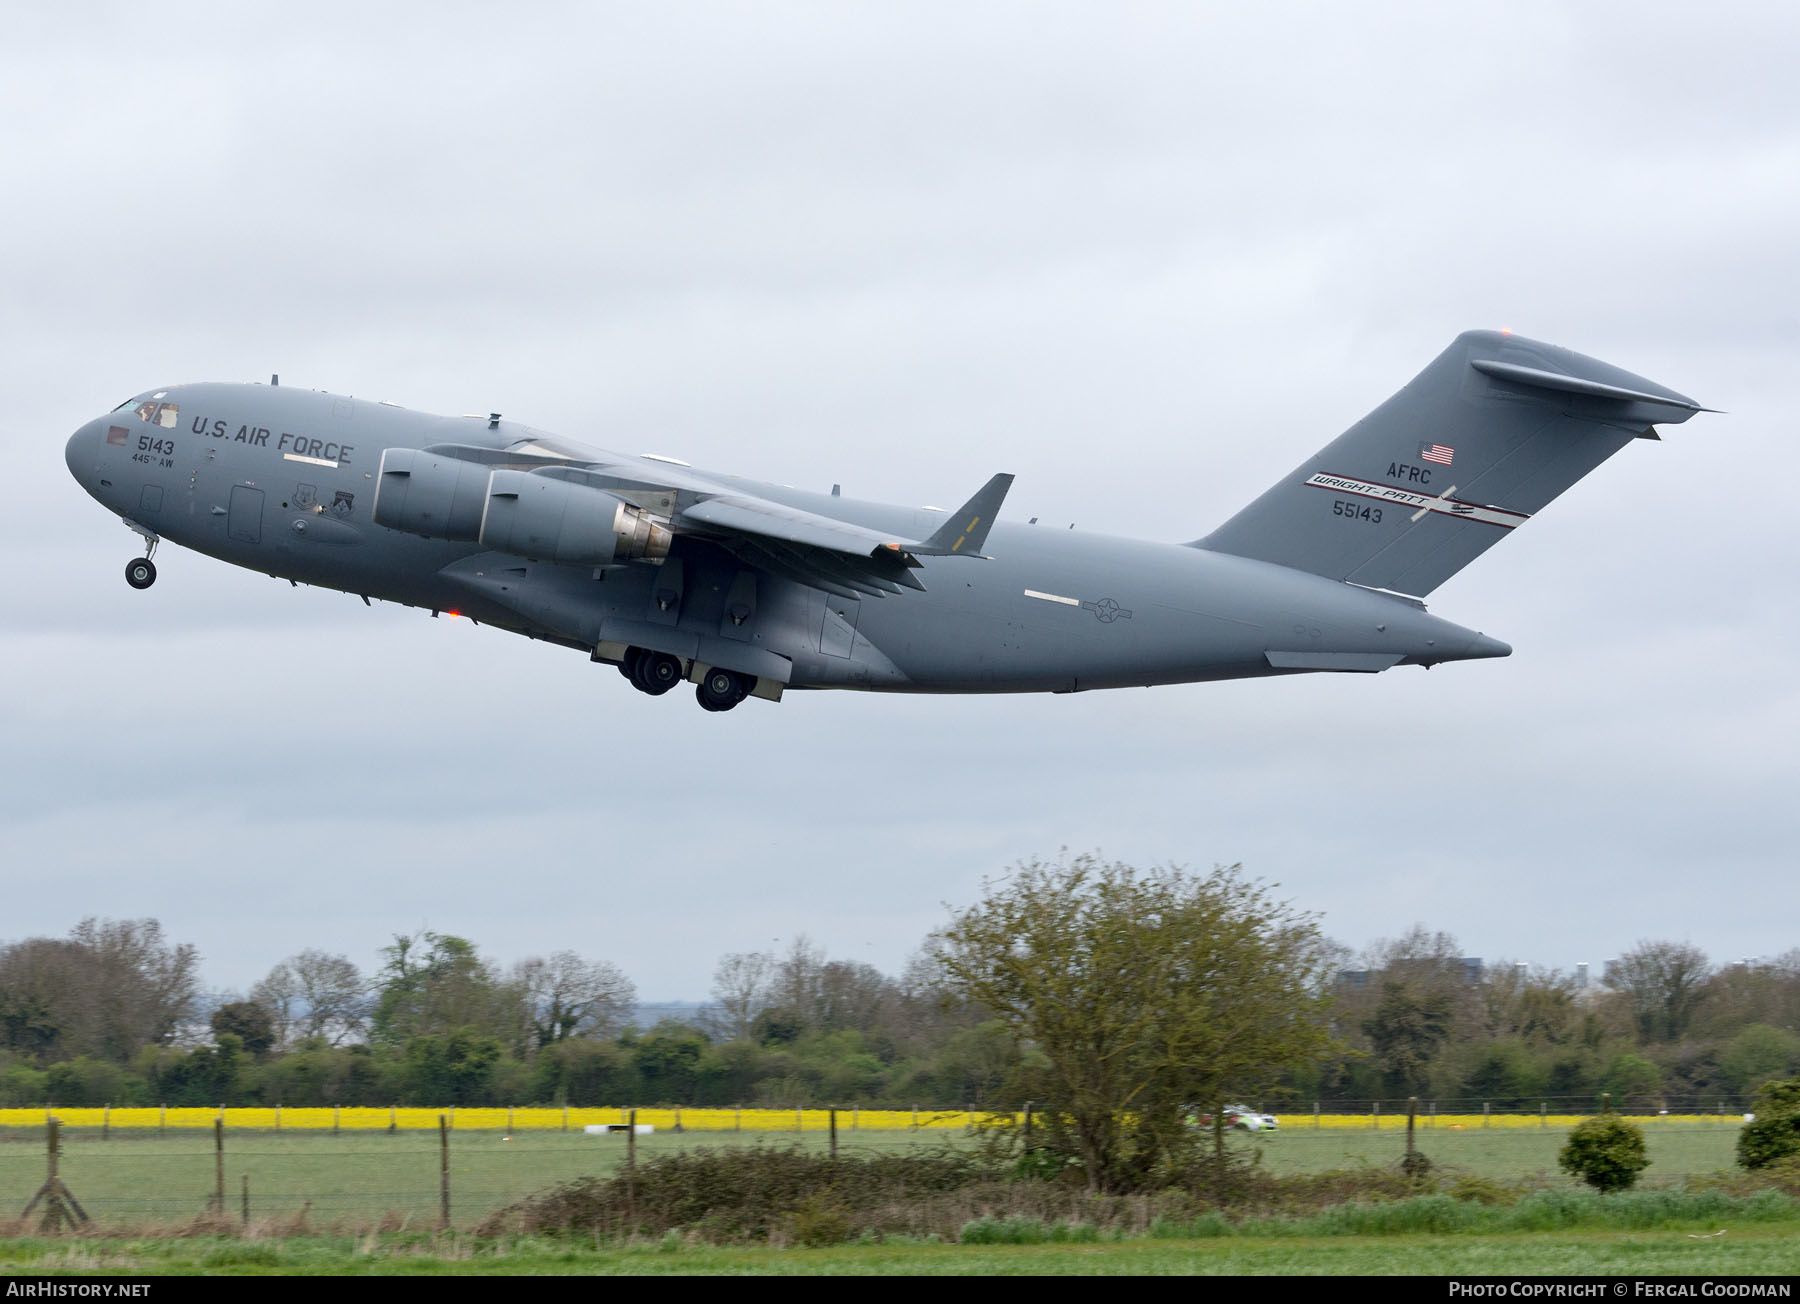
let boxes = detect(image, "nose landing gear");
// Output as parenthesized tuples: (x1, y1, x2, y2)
(122, 521, 159, 589)
(124, 534, 158, 590)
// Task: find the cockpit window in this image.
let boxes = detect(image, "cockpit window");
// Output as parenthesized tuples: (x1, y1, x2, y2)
(117, 398, 179, 428)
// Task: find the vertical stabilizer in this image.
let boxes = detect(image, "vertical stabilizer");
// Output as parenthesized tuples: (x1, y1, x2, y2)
(1194, 332, 1706, 597)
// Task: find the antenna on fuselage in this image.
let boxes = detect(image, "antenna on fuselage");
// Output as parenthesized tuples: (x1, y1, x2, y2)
(270, 374, 279, 386)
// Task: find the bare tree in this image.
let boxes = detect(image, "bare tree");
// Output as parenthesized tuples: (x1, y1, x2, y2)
(67, 918, 200, 1060)
(510, 952, 636, 1048)
(251, 950, 369, 1047)
(773, 934, 826, 1024)
(709, 950, 775, 1041)
(0, 920, 199, 1063)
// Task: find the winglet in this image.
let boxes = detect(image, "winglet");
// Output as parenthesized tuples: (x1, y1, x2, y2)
(910, 473, 1014, 557)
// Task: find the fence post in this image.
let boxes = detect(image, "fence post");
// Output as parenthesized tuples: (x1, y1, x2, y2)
(275, 1104, 281, 1134)
(1541, 1101, 1547, 1128)
(829, 1108, 838, 1161)
(674, 1106, 682, 1134)
(1024, 1101, 1034, 1150)
(507, 1107, 514, 1134)
(1372, 1100, 1379, 1130)
(626, 1108, 638, 1224)
(1483, 1101, 1490, 1129)
(1406, 1097, 1417, 1159)
(796, 1106, 803, 1133)
(1313, 1100, 1319, 1130)
(333, 1106, 340, 1134)
(1602, 1092, 1611, 1115)
(1431, 1101, 1436, 1129)
(735, 1104, 741, 1132)
(160, 1103, 166, 1137)
(853, 1107, 859, 1131)
(102, 1104, 109, 1141)
(912, 1104, 919, 1130)
(562, 1105, 569, 1133)
(438, 1114, 450, 1231)
(389, 1104, 396, 1134)
(241, 1173, 250, 1227)
(214, 1117, 226, 1213)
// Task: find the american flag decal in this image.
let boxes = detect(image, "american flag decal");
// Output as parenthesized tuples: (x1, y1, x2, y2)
(1420, 443, 1454, 466)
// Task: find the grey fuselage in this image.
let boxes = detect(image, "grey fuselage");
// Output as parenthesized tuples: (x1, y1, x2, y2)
(63, 381, 1508, 698)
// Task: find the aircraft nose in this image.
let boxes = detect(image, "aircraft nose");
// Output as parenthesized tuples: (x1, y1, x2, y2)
(65, 420, 104, 493)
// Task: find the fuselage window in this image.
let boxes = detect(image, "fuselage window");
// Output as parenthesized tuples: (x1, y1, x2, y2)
(155, 403, 179, 428)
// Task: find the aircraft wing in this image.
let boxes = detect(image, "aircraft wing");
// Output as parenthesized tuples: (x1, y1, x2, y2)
(673, 473, 1013, 598)
(409, 435, 1011, 599)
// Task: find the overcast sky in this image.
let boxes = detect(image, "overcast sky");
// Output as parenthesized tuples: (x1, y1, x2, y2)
(5, 2, 1796, 1002)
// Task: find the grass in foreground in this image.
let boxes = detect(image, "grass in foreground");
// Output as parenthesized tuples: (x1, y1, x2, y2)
(1, 1224, 1797, 1276)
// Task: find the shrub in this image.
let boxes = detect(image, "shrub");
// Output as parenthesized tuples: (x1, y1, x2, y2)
(1558, 1114, 1649, 1193)
(1737, 1076, 1800, 1171)
(479, 1144, 996, 1241)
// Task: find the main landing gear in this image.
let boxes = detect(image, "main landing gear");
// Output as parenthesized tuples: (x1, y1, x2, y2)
(618, 647, 752, 711)
(696, 666, 751, 713)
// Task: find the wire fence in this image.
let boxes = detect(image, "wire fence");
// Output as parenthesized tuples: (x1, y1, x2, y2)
(0, 1111, 968, 1231)
(0, 1100, 1754, 1232)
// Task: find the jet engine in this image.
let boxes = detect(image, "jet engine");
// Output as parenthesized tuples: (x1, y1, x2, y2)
(478, 469, 671, 566)
(370, 449, 491, 541)
(372, 452, 671, 566)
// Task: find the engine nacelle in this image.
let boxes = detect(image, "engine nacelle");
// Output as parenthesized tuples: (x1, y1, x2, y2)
(479, 469, 671, 566)
(370, 448, 490, 541)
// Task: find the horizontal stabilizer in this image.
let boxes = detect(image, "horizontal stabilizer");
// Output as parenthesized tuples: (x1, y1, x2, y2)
(1469, 359, 1712, 419)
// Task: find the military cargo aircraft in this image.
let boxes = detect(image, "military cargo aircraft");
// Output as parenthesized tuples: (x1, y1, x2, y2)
(64, 331, 1706, 711)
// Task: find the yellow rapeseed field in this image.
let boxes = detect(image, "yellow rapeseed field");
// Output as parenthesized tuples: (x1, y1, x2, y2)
(0, 1106, 1735, 1132)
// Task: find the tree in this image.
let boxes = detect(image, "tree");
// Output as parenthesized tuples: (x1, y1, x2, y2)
(250, 950, 368, 1047)
(933, 855, 1338, 1193)
(709, 951, 775, 1041)
(0, 920, 198, 1064)
(210, 1001, 275, 1057)
(510, 952, 636, 1048)
(370, 932, 516, 1045)
(1363, 981, 1455, 1096)
(1604, 940, 1712, 1043)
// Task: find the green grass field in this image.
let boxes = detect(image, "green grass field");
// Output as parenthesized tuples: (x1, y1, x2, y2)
(2, 1121, 1788, 1277)
(0, 1127, 961, 1227)
(0, 1123, 1752, 1229)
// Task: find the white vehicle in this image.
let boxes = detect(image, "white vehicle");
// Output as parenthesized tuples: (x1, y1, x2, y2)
(1194, 1105, 1279, 1132)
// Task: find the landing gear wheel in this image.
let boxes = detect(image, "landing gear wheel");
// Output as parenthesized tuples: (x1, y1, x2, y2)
(696, 667, 749, 712)
(629, 650, 683, 696)
(125, 557, 157, 590)
(619, 647, 642, 680)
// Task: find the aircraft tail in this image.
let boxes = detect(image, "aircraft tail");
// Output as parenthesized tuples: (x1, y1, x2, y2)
(1194, 331, 1708, 597)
